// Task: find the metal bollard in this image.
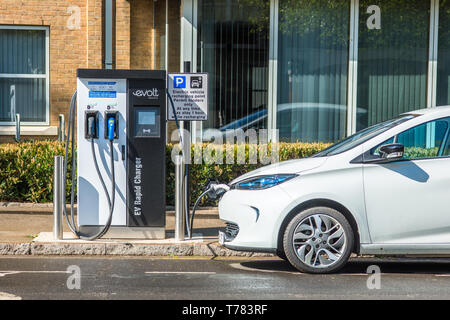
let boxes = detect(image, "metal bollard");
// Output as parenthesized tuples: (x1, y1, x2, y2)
(175, 155, 185, 241)
(58, 114, 65, 142)
(15, 114, 20, 142)
(53, 156, 64, 240)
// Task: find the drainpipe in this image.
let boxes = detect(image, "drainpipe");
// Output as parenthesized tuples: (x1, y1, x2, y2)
(165, 0, 169, 71)
(104, 0, 114, 69)
(152, 0, 157, 69)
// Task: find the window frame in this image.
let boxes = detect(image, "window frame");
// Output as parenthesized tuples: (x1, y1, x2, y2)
(0, 25, 50, 126)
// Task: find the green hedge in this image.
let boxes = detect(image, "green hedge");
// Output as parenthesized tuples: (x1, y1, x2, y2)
(403, 147, 439, 160)
(0, 141, 75, 203)
(0, 140, 329, 205)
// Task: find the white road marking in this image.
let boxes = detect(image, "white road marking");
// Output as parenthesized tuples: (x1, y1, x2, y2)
(0, 292, 22, 300)
(229, 263, 302, 275)
(145, 271, 216, 275)
(228, 263, 400, 276)
(0, 271, 69, 277)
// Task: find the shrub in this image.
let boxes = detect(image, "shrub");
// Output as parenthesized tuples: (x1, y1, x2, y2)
(0, 140, 329, 204)
(403, 147, 439, 159)
(0, 140, 75, 203)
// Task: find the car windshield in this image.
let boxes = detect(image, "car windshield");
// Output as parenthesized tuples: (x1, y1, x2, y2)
(313, 115, 417, 157)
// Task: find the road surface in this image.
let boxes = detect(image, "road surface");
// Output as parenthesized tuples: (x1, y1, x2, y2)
(0, 256, 450, 300)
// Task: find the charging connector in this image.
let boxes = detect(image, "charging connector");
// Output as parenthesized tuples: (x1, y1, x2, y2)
(85, 111, 99, 139)
(108, 117, 115, 141)
(104, 111, 119, 140)
(189, 180, 230, 238)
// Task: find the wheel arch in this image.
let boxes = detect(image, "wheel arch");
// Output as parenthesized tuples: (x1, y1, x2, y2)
(276, 199, 361, 255)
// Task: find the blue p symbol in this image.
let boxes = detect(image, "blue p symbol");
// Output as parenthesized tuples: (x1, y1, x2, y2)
(174, 76, 186, 88)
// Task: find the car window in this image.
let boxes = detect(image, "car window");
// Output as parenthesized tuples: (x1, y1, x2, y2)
(397, 118, 450, 160)
(314, 115, 415, 157)
(443, 135, 450, 157)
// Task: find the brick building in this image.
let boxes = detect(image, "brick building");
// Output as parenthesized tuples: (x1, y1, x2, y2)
(0, 0, 180, 142)
(0, 0, 449, 143)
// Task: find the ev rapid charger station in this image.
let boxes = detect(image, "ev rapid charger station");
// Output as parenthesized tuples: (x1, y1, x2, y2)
(76, 69, 166, 239)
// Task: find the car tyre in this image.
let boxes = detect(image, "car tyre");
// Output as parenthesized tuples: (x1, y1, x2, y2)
(276, 249, 287, 261)
(283, 207, 354, 274)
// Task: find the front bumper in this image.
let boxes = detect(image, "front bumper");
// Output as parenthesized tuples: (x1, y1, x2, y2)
(218, 186, 292, 251)
(218, 222, 239, 244)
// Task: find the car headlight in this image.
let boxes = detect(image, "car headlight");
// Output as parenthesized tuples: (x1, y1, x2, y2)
(232, 174, 298, 190)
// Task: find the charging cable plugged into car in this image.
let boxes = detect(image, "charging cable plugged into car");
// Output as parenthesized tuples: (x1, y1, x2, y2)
(189, 175, 298, 240)
(167, 88, 230, 238)
(188, 179, 230, 237)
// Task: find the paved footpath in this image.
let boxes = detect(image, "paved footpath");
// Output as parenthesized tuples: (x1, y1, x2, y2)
(0, 203, 272, 257)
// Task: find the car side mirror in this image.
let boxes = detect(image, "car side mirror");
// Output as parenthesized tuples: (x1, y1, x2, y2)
(378, 143, 404, 162)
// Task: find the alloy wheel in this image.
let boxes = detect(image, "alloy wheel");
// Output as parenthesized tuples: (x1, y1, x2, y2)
(291, 214, 347, 269)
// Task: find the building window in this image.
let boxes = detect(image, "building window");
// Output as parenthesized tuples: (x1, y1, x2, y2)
(0, 26, 49, 124)
(196, 0, 270, 132)
(356, 0, 430, 131)
(277, 0, 350, 143)
(437, 0, 450, 106)
(186, 0, 446, 143)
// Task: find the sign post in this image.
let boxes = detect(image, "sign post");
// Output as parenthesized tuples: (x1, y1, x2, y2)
(167, 72, 208, 239)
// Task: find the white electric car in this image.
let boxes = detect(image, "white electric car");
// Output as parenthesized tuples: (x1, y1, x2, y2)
(218, 106, 450, 273)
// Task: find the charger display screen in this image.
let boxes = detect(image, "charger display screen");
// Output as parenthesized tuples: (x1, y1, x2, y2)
(138, 111, 156, 125)
(135, 106, 160, 137)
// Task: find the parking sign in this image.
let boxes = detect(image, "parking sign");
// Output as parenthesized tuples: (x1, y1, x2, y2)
(173, 76, 186, 89)
(167, 73, 208, 121)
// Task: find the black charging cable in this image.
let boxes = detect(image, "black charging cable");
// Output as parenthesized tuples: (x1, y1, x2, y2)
(62, 91, 117, 240)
